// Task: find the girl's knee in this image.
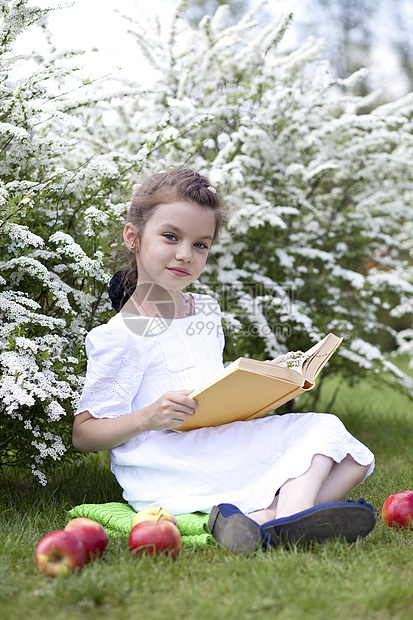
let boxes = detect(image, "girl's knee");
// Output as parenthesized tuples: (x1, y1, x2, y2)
(358, 462, 371, 481)
(342, 455, 370, 484)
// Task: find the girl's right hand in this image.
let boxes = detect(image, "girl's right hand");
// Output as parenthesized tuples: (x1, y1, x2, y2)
(146, 390, 199, 430)
(72, 390, 199, 453)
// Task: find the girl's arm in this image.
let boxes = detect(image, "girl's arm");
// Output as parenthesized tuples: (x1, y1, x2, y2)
(72, 389, 198, 452)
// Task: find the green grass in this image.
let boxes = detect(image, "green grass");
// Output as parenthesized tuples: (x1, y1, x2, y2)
(1, 361, 413, 620)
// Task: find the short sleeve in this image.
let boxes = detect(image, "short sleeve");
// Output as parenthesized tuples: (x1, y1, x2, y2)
(75, 316, 145, 419)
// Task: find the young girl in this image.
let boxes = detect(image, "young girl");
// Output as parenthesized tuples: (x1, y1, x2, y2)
(73, 169, 375, 553)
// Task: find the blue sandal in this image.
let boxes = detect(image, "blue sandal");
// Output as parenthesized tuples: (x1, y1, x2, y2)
(208, 503, 271, 554)
(262, 498, 375, 546)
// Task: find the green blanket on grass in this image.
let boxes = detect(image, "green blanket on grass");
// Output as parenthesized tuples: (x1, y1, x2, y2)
(67, 502, 215, 548)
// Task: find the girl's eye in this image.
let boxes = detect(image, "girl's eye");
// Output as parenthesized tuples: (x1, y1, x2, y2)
(163, 233, 177, 241)
(195, 241, 209, 250)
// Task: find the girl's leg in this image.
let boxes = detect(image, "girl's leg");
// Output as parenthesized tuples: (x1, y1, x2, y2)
(208, 454, 373, 550)
(275, 453, 334, 519)
(249, 453, 333, 524)
(249, 454, 370, 525)
(314, 454, 371, 504)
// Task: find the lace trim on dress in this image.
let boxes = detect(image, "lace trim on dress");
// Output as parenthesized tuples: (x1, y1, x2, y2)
(82, 379, 129, 403)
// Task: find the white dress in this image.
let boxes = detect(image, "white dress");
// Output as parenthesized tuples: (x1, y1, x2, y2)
(76, 293, 374, 515)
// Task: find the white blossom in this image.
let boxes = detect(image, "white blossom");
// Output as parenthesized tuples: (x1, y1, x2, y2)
(2, 0, 413, 484)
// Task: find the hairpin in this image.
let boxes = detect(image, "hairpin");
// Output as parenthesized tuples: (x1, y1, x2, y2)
(207, 186, 217, 194)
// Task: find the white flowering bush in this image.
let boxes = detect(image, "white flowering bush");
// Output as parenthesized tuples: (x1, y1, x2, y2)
(104, 1, 413, 398)
(0, 0, 134, 481)
(2, 0, 413, 483)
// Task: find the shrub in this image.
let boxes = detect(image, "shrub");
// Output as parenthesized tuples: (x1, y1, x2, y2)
(1, 0, 412, 482)
(0, 0, 129, 481)
(104, 1, 413, 392)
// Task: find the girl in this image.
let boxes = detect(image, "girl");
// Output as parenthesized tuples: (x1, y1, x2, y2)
(73, 169, 375, 553)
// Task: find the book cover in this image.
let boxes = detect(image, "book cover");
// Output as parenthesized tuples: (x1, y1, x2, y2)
(174, 333, 342, 432)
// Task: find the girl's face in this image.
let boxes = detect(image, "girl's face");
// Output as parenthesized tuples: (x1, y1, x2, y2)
(124, 201, 216, 294)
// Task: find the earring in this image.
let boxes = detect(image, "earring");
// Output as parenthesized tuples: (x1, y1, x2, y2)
(130, 244, 135, 251)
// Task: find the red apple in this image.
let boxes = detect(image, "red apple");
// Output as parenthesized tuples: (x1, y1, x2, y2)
(129, 519, 182, 560)
(382, 490, 413, 528)
(65, 517, 108, 562)
(131, 506, 177, 530)
(35, 529, 87, 577)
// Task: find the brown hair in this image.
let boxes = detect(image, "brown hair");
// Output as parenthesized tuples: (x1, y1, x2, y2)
(122, 168, 226, 299)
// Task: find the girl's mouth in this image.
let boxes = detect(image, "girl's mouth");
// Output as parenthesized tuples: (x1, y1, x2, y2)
(167, 267, 190, 277)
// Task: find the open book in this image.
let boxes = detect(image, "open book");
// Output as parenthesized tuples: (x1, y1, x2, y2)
(174, 333, 342, 432)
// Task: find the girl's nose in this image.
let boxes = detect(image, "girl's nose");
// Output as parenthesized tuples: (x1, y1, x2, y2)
(175, 243, 193, 262)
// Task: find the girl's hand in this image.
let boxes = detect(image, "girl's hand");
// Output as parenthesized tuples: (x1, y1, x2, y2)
(146, 390, 199, 430)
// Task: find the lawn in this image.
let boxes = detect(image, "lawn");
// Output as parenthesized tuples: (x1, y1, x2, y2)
(1, 359, 413, 620)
